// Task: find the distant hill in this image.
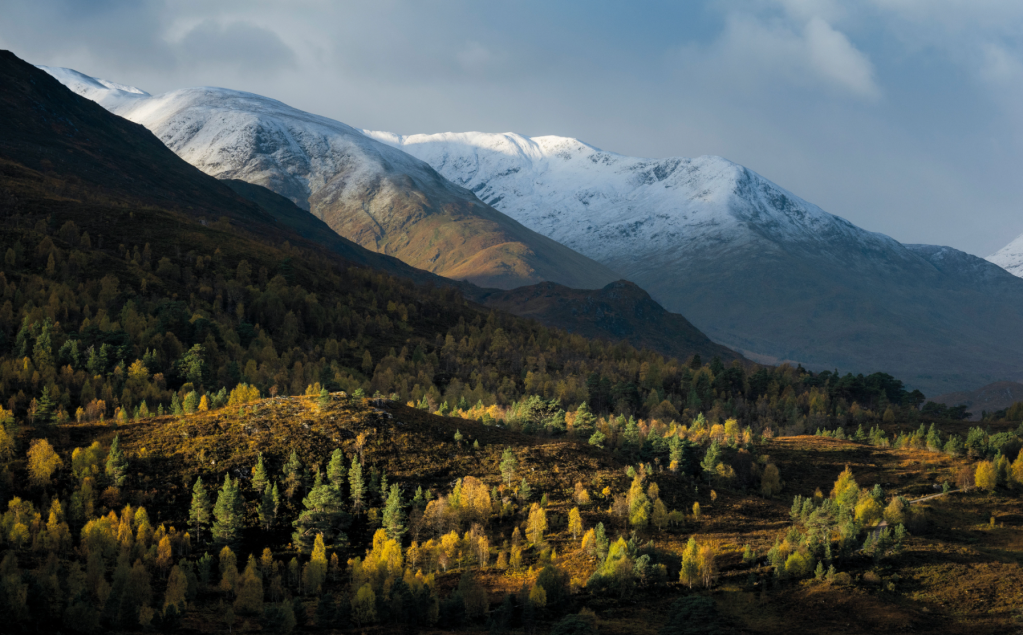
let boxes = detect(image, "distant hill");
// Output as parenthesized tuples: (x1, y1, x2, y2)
(931, 381, 1023, 421)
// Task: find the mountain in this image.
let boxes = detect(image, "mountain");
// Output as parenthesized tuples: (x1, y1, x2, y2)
(986, 232, 1023, 277)
(364, 130, 1023, 394)
(468, 280, 742, 365)
(930, 381, 1023, 421)
(1, 54, 454, 286)
(38, 66, 619, 291)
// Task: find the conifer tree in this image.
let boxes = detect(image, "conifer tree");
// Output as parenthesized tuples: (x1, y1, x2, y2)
(326, 449, 346, 493)
(382, 483, 405, 540)
(190, 476, 212, 544)
(258, 482, 276, 530)
(293, 472, 348, 552)
(349, 458, 365, 512)
(519, 477, 531, 502)
(252, 453, 268, 493)
(212, 474, 244, 545)
(105, 434, 128, 487)
(700, 441, 722, 474)
(282, 450, 303, 500)
(500, 448, 517, 486)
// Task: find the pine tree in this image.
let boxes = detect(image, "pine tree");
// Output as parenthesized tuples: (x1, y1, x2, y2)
(382, 484, 405, 540)
(349, 458, 365, 512)
(35, 386, 55, 426)
(293, 472, 349, 552)
(212, 474, 244, 545)
(252, 453, 268, 493)
(105, 434, 128, 487)
(326, 449, 346, 493)
(519, 477, 531, 502)
(499, 448, 517, 486)
(258, 482, 276, 530)
(700, 441, 722, 474)
(282, 450, 303, 500)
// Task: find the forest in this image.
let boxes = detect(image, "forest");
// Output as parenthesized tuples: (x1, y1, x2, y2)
(2, 202, 1023, 633)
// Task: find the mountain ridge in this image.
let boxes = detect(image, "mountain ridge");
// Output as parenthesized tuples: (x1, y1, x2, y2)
(38, 66, 620, 291)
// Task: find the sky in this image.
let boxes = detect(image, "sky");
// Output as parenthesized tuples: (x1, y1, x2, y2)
(2, 0, 1023, 257)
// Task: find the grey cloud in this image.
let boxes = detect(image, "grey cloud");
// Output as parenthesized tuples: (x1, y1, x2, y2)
(175, 20, 296, 76)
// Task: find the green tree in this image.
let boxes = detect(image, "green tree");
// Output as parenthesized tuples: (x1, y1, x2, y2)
(519, 477, 532, 502)
(212, 474, 244, 545)
(189, 476, 212, 543)
(382, 483, 405, 540)
(259, 482, 277, 530)
(252, 453, 269, 493)
(105, 434, 128, 487)
(572, 402, 596, 439)
(500, 448, 517, 486)
(700, 441, 721, 475)
(293, 473, 349, 552)
(326, 449, 347, 493)
(349, 458, 365, 512)
(176, 344, 206, 387)
(282, 450, 303, 500)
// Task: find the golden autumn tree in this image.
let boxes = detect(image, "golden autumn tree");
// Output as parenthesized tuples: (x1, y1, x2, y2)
(27, 439, 62, 487)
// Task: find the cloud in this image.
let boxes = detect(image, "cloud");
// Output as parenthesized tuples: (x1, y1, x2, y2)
(803, 17, 879, 99)
(175, 20, 296, 76)
(682, 11, 880, 101)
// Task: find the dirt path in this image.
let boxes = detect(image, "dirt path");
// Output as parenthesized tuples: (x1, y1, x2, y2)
(909, 489, 960, 504)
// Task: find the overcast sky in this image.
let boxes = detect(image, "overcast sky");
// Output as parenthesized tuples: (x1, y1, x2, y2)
(3, 0, 1023, 256)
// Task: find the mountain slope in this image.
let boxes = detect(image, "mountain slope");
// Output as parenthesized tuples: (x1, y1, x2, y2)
(987, 232, 1023, 277)
(931, 381, 1023, 421)
(468, 280, 742, 364)
(39, 67, 619, 291)
(365, 130, 1023, 394)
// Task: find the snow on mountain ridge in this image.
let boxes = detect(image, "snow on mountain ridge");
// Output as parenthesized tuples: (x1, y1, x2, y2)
(362, 129, 903, 270)
(35, 65, 148, 109)
(987, 233, 1023, 278)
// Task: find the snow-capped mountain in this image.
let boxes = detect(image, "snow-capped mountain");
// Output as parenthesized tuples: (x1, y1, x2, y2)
(362, 131, 903, 272)
(987, 233, 1023, 278)
(37, 66, 619, 291)
(365, 130, 1023, 394)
